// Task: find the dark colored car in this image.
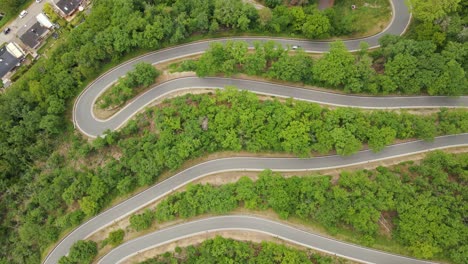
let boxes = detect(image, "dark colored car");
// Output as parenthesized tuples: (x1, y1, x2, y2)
(3, 27, 11, 34)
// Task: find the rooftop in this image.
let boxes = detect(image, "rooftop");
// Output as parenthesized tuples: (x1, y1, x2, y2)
(0, 46, 21, 79)
(55, 0, 82, 16)
(19, 22, 48, 49)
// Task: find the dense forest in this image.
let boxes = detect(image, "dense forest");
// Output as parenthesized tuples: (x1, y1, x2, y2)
(126, 151, 467, 262)
(139, 236, 337, 264)
(168, 0, 468, 95)
(179, 37, 467, 95)
(2, 88, 467, 263)
(0, 0, 466, 263)
(0, 2, 270, 261)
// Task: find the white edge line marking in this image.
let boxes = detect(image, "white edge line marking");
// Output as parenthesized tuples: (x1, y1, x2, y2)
(82, 140, 468, 239)
(73, 0, 414, 137)
(44, 133, 467, 263)
(100, 215, 434, 264)
(49, 2, 452, 263)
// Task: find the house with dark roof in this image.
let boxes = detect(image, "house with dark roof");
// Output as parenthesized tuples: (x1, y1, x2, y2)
(17, 14, 53, 50)
(19, 22, 49, 49)
(0, 43, 25, 82)
(55, 0, 83, 17)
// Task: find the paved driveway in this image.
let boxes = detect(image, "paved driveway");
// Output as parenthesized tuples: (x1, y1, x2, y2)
(0, 0, 49, 45)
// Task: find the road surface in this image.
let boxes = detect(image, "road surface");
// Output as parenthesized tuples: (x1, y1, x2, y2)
(44, 0, 468, 263)
(76, 76, 468, 137)
(45, 134, 468, 264)
(99, 216, 434, 264)
(0, 0, 48, 46)
(72, 0, 465, 138)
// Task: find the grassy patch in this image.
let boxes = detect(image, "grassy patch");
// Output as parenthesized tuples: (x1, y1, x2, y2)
(0, 0, 34, 29)
(333, 0, 392, 36)
(96, 63, 160, 109)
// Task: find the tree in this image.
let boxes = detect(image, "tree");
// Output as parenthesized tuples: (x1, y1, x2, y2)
(244, 53, 266, 75)
(129, 209, 154, 231)
(107, 229, 125, 247)
(368, 127, 396, 152)
(301, 12, 330, 39)
(414, 22, 446, 46)
(79, 196, 99, 216)
(384, 53, 421, 94)
(60, 240, 97, 264)
(428, 59, 467, 95)
(313, 41, 355, 87)
(331, 128, 362, 156)
(279, 120, 311, 157)
(129, 62, 160, 87)
(407, 0, 461, 22)
(290, 7, 307, 32)
(39, 114, 64, 134)
(258, 8, 273, 28)
(268, 50, 313, 82)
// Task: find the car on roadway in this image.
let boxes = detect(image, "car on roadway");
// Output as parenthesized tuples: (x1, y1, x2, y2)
(292, 45, 300, 50)
(3, 27, 11, 34)
(19, 10, 28, 18)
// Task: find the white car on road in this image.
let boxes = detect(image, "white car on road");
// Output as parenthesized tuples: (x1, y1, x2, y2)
(19, 10, 28, 18)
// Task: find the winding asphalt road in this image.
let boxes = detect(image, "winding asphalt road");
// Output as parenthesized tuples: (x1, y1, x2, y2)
(45, 134, 468, 264)
(77, 77, 468, 137)
(44, 0, 468, 263)
(72, 0, 467, 138)
(99, 216, 434, 264)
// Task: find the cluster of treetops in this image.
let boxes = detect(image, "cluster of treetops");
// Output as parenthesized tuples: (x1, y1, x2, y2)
(63, 150, 468, 263)
(139, 236, 337, 264)
(127, 151, 468, 262)
(179, 37, 467, 95)
(5, 88, 468, 263)
(59, 235, 338, 264)
(0, 0, 466, 262)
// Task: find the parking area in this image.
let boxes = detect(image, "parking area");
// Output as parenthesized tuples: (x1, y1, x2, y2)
(0, 0, 48, 46)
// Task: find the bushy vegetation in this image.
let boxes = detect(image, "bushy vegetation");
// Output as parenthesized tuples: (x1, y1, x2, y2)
(0, 0, 465, 263)
(130, 209, 155, 231)
(106, 229, 125, 247)
(174, 0, 468, 95)
(2, 88, 466, 263)
(260, 0, 391, 37)
(58, 240, 97, 264)
(189, 38, 467, 95)
(136, 151, 467, 262)
(99, 62, 160, 109)
(140, 236, 337, 264)
(0, 1, 263, 261)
